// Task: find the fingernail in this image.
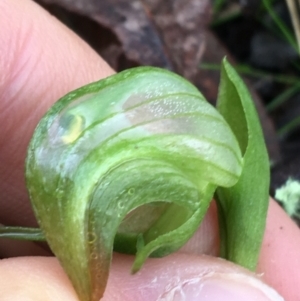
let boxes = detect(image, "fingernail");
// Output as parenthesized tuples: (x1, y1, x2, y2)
(158, 273, 285, 301)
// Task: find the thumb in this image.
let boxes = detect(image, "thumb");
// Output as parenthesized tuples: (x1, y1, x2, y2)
(107, 253, 283, 301)
(0, 254, 283, 301)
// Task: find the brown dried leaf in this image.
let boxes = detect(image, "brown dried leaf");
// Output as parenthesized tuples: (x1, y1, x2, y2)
(38, 0, 173, 69)
(143, 0, 212, 78)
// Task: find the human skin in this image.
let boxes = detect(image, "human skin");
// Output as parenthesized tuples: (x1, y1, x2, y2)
(1, 1, 300, 300)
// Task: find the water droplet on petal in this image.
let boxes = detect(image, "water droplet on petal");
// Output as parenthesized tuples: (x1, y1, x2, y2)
(128, 187, 135, 195)
(88, 231, 96, 244)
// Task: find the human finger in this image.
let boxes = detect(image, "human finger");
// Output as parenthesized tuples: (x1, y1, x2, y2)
(178, 199, 300, 300)
(0, 0, 114, 229)
(0, 254, 284, 301)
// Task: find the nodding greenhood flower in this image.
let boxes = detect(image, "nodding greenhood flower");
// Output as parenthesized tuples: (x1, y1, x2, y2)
(0, 58, 269, 301)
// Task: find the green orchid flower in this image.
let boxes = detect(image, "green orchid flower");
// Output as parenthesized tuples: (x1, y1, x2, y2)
(0, 58, 269, 301)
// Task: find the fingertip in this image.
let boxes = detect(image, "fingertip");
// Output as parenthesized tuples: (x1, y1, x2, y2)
(258, 199, 300, 301)
(105, 253, 283, 301)
(0, 257, 78, 301)
(178, 200, 220, 256)
(0, 253, 284, 301)
(0, 0, 114, 228)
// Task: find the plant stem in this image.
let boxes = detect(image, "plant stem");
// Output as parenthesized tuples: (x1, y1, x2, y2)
(200, 62, 300, 85)
(262, 0, 299, 53)
(285, 0, 300, 52)
(278, 115, 300, 138)
(0, 226, 45, 241)
(267, 84, 300, 111)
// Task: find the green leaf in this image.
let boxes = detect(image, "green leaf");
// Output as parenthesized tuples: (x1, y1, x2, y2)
(25, 66, 243, 301)
(216, 58, 270, 271)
